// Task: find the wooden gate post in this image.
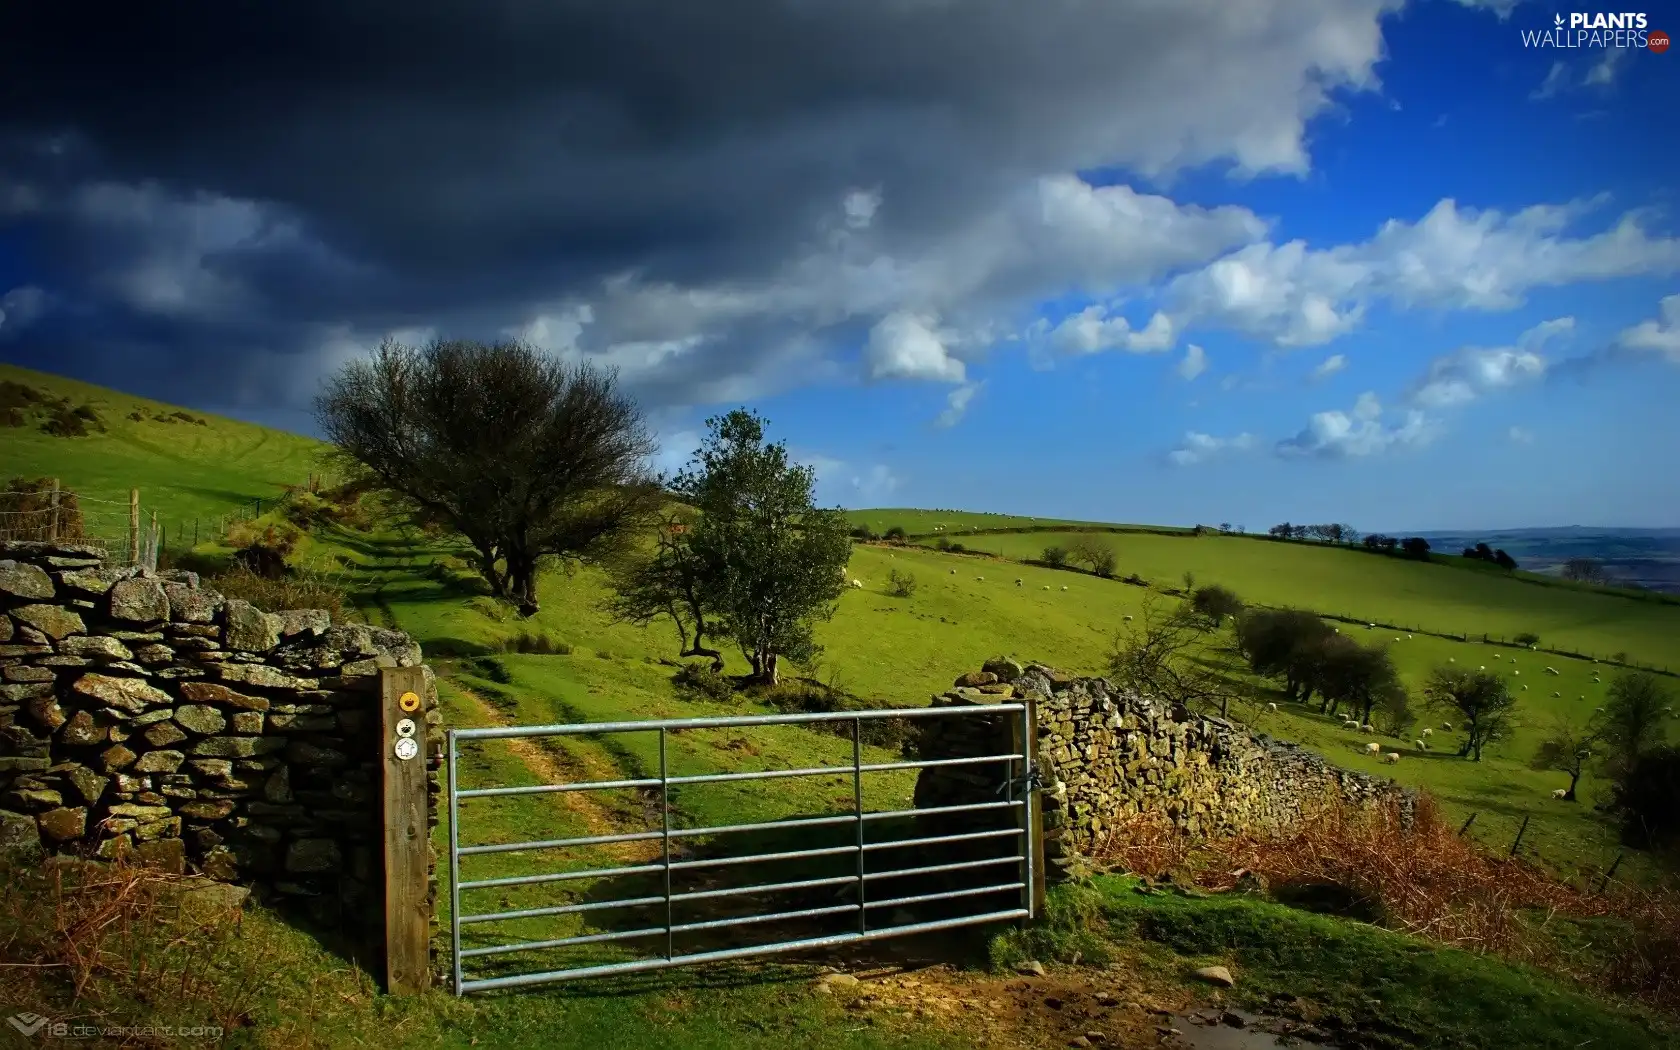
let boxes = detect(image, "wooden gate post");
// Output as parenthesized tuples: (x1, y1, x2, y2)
(47, 479, 60, 542)
(128, 489, 140, 564)
(380, 666, 432, 996)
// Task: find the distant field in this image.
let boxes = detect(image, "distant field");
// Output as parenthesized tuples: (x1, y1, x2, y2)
(845, 507, 1192, 535)
(0, 363, 325, 535)
(909, 529, 1680, 671)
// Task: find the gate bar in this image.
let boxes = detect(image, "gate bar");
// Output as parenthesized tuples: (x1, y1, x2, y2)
(459, 909, 1029, 994)
(454, 704, 1025, 741)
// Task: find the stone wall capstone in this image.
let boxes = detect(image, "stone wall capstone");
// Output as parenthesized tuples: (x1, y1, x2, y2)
(914, 658, 1416, 881)
(0, 540, 442, 931)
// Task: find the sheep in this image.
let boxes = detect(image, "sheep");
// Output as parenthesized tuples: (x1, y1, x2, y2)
(850, 579, 864, 589)
(1407, 634, 1413, 640)
(1545, 667, 1558, 675)
(950, 569, 957, 575)
(1595, 707, 1605, 713)
(1551, 788, 1568, 799)
(975, 576, 984, 582)
(1061, 585, 1068, 591)
(1421, 727, 1432, 737)
(1123, 614, 1133, 621)
(1442, 722, 1452, 730)
(1552, 691, 1561, 698)
(1522, 684, 1529, 690)
(1361, 723, 1374, 733)
(1383, 752, 1400, 764)
(1513, 669, 1520, 675)
(1415, 739, 1428, 751)
(1479, 665, 1486, 671)
(1267, 702, 1278, 712)
(1343, 720, 1360, 730)
(1365, 742, 1382, 753)
(1042, 585, 1051, 591)
(1015, 578, 1023, 586)
(1447, 657, 1454, 663)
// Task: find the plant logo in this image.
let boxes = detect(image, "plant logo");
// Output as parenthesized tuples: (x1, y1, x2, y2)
(6, 1013, 50, 1037)
(1520, 11, 1662, 48)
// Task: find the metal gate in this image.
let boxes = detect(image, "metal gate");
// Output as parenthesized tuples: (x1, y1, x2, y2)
(446, 703, 1038, 995)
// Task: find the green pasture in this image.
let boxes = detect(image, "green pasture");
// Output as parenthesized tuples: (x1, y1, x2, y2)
(0, 363, 325, 530)
(843, 507, 1192, 535)
(911, 529, 1680, 671)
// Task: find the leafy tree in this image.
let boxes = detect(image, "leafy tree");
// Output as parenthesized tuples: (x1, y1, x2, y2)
(1400, 536, 1431, 559)
(1513, 631, 1540, 646)
(1268, 522, 1293, 540)
(1599, 671, 1674, 784)
(669, 410, 850, 685)
(883, 525, 907, 541)
(1234, 608, 1334, 702)
(1069, 536, 1117, 577)
(1529, 716, 1602, 802)
(1612, 745, 1680, 851)
(1423, 666, 1520, 761)
(1041, 545, 1069, 568)
(1493, 549, 1518, 570)
(1317, 639, 1404, 725)
(1364, 533, 1392, 551)
(1562, 557, 1605, 583)
(1189, 584, 1243, 629)
(886, 568, 918, 598)
(604, 509, 724, 670)
(315, 338, 661, 615)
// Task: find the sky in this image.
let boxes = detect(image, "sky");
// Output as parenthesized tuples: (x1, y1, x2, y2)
(1, 0, 1677, 532)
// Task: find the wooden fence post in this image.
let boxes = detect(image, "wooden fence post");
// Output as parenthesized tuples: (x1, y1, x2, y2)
(47, 478, 60, 542)
(149, 510, 159, 571)
(1599, 851, 1624, 892)
(1509, 815, 1530, 857)
(380, 666, 432, 996)
(1457, 812, 1477, 837)
(128, 489, 140, 565)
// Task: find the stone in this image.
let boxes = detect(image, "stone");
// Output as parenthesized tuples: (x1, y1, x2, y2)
(982, 657, 1025, 682)
(0, 559, 55, 599)
(1193, 965, 1235, 988)
(0, 617, 9, 642)
(131, 750, 185, 774)
(230, 711, 264, 734)
(72, 673, 170, 713)
(4, 664, 55, 683)
(198, 847, 240, 881)
(188, 759, 234, 777)
(108, 578, 170, 622)
(0, 682, 53, 703)
(133, 644, 175, 665)
(1014, 960, 1046, 977)
(178, 681, 270, 711)
(277, 609, 331, 638)
(179, 799, 236, 820)
(133, 837, 186, 875)
(954, 671, 998, 688)
(56, 566, 129, 596)
(58, 710, 108, 746)
(95, 833, 134, 861)
(142, 721, 188, 747)
(263, 766, 293, 804)
(58, 635, 135, 660)
(0, 808, 46, 863)
(56, 764, 106, 806)
(36, 806, 87, 842)
(212, 663, 312, 690)
(172, 880, 250, 921)
(3, 787, 62, 810)
(100, 746, 136, 774)
(222, 600, 281, 652)
(107, 803, 173, 821)
(172, 704, 227, 735)
(10, 604, 84, 640)
(287, 740, 348, 765)
(285, 838, 342, 873)
(165, 584, 223, 624)
(192, 736, 286, 758)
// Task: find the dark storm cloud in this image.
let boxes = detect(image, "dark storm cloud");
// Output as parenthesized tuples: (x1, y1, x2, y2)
(1, 0, 1396, 419)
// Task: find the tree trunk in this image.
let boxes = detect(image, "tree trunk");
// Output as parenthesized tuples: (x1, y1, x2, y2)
(766, 652, 780, 686)
(506, 553, 540, 617)
(1565, 768, 1582, 801)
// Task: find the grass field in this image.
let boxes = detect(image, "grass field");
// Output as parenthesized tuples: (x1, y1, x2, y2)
(6, 368, 1680, 1044)
(0, 363, 325, 539)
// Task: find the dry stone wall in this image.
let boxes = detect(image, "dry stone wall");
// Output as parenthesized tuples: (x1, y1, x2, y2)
(914, 659, 1415, 879)
(0, 541, 442, 930)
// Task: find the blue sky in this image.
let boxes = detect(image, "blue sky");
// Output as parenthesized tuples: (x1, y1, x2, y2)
(1, 0, 1677, 531)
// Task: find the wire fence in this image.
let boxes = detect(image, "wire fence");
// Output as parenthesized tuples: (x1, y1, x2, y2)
(1315, 612, 1677, 678)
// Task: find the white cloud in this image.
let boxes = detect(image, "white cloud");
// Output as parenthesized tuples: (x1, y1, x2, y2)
(842, 187, 882, 230)
(1167, 198, 1680, 347)
(850, 464, 901, 503)
(1310, 353, 1347, 381)
(1530, 61, 1571, 100)
(936, 381, 982, 428)
(1451, 0, 1523, 18)
(863, 312, 966, 382)
(1176, 344, 1208, 381)
(1276, 391, 1439, 458)
(0, 286, 47, 337)
(1617, 293, 1680, 363)
(1043, 305, 1177, 357)
(1584, 46, 1628, 89)
(1167, 430, 1255, 466)
(1406, 316, 1566, 407)
(1508, 425, 1535, 444)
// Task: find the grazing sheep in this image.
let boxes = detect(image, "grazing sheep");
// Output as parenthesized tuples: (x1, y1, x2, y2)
(1361, 723, 1374, 733)
(1415, 739, 1427, 751)
(950, 569, 957, 575)
(1522, 684, 1529, 690)
(975, 576, 984, 582)
(1267, 702, 1278, 711)
(1596, 707, 1605, 713)
(1421, 728, 1432, 737)
(1513, 670, 1520, 675)
(1407, 634, 1413, 640)
(1015, 578, 1023, 586)
(1343, 720, 1360, 729)
(1492, 652, 1500, 658)
(851, 579, 864, 589)
(1479, 666, 1486, 671)
(1578, 696, 1585, 701)
(1061, 585, 1068, 591)
(1442, 722, 1452, 730)
(1042, 585, 1050, 591)
(1545, 667, 1558, 675)
(1383, 752, 1400, 764)
(1552, 691, 1561, 698)
(1552, 788, 1568, 799)
(1367, 623, 1375, 629)
(1333, 628, 1340, 633)
(1123, 614, 1133, 621)
(1447, 657, 1454, 663)
(1366, 742, 1382, 753)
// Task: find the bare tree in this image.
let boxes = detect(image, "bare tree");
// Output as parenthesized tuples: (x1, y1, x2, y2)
(315, 338, 662, 615)
(1107, 592, 1237, 716)
(1068, 535, 1117, 577)
(1561, 557, 1607, 584)
(1423, 666, 1520, 761)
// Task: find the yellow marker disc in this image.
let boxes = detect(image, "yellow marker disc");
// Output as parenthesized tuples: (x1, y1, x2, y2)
(398, 691, 421, 712)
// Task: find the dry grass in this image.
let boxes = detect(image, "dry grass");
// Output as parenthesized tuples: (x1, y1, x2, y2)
(202, 564, 351, 623)
(1088, 794, 1680, 1013)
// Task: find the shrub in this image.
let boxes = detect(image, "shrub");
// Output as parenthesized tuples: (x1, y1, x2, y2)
(1190, 584, 1244, 626)
(673, 661, 735, 703)
(0, 408, 24, 428)
(1041, 545, 1068, 567)
(1090, 549, 1117, 578)
(500, 630, 572, 655)
(39, 406, 91, 437)
(887, 568, 918, 598)
(0, 380, 45, 409)
(127, 409, 145, 422)
(759, 680, 913, 750)
(1514, 631, 1541, 646)
(948, 542, 966, 553)
(849, 525, 877, 541)
(71, 404, 101, 422)
(883, 525, 907, 541)
(226, 521, 303, 578)
(204, 564, 348, 622)
(0, 477, 86, 542)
